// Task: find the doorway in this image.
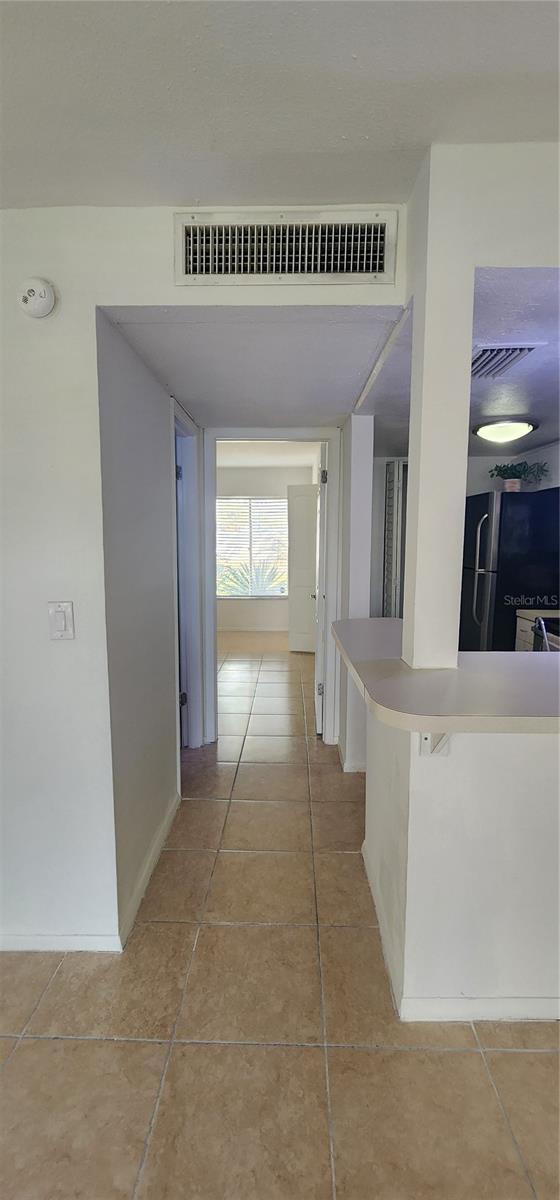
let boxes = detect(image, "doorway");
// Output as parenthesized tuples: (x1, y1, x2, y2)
(204, 429, 341, 746)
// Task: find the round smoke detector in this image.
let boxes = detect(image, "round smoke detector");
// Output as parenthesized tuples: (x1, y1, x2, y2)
(18, 278, 56, 318)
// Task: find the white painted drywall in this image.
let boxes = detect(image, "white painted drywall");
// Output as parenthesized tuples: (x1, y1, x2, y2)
(403, 142, 558, 668)
(362, 712, 559, 1020)
(217, 465, 312, 497)
(338, 415, 374, 771)
(467, 441, 560, 495)
(97, 313, 179, 939)
(402, 731, 559, 1019)
(362, 711, 411, 1006)
(0, 204, 398, 944)
(216, 465, 310, 632)
(217, 598, 288, 632)
(0, 148, 555, 943)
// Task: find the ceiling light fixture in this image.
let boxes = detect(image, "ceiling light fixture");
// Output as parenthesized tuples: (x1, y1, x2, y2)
(474, 420, 536, 444)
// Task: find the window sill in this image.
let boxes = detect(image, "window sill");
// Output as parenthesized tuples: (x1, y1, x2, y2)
(217, 595, 289, 601)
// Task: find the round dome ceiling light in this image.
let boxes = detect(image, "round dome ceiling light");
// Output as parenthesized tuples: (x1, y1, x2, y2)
(474, 420, 536, 444)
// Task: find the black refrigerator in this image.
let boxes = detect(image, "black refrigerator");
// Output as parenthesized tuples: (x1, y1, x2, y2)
(459, 487, 559, 651)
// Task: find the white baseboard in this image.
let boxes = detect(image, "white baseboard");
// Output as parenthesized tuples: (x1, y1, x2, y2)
(342, 758, 366, 773)
(399, 995, 560, 1022)
(118, 791, 181, 946)
(0, 933, 122, 952)
(337, 743, 366, 773)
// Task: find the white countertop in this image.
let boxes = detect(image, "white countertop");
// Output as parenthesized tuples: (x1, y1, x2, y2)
(332, 618, 560, 734)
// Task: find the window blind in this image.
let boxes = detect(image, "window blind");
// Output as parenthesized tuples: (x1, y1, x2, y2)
(216, 497, 288, 597)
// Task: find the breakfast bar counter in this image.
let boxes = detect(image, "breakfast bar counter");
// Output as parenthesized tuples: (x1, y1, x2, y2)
(331, 617, 560, 1024)
(332, 617, 560, 734)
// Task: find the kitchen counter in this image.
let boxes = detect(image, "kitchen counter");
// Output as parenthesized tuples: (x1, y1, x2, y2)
(332, 617, 560, 734)
(333, 617, 560, 1023)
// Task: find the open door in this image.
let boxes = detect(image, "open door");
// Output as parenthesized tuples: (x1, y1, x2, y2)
(287, 484, 319, 654)
(313, 447, 328, 734)
(287, 465, 327, 735)
(175, 437, 189, 748)
(175, 425, 204, 748)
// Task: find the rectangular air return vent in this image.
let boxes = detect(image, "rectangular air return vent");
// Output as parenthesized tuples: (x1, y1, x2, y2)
(174, 207, 398, 285)
(471, 346, 536, 379)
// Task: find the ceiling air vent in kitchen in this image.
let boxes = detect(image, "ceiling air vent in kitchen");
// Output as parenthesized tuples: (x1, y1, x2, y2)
(471, 346, 536, 379)
(174, 208, 398, 285)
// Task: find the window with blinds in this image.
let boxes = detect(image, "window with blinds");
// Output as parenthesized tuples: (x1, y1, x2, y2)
(216, 498, 288, 597)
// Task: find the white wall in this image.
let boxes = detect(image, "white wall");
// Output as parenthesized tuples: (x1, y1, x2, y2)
(402, 731, 559, 1019)
(403, 142, 558, 668)
(97, 313, 179, 940)
(1, 201, 397, 945)
(364, 714, 559, 1021)
(1, 155, 554, 943)
(1, 282, 118, 949)
(217, 465, 312, 497)
(217, 598, 288, 632)
(338, 415, 374, 771)
(365, 141, 559, 1021)
(216, 464, 311, 632)
(362, 712, 411, 1006)
(467, 441, 560, 495)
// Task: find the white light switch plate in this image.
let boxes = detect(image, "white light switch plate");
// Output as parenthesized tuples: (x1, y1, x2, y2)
(48, 601, 75, 640)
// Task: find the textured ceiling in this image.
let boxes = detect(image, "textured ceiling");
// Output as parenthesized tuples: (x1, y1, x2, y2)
(1, 1, 557, 207)
(363, 268, 560, 457)
(106, 305, 401, 427)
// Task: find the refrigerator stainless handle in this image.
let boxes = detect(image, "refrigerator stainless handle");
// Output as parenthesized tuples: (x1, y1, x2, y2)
(472, 512, 488, 627)
(532, 618, 551, 651)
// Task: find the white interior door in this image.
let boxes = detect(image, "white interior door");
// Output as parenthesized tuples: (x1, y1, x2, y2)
(314, 448, 328, 734)
(287, 485, 319, 654)
(175, 428, 204, 748)
(175, 437, 189, 748)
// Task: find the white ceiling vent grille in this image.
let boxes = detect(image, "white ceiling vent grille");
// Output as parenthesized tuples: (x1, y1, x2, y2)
(174, 208, 398, 285)
(471, 346, 536, 379)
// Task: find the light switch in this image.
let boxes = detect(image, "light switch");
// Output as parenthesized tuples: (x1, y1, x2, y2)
(48, 601, 75, 640)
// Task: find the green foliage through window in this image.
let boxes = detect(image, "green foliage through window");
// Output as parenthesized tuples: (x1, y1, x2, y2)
(216, 498, 288, 597)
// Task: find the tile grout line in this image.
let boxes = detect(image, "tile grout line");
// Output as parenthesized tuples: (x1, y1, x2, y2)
(12, 1029, 548, 1054)
(177, 658, 257, 1018)
(1, 953, 68, 1072)
(132, 655, 258, 1197)
(131, 924, 202, 1200)
(303, 672, 338, 1200)
(471, 1022, 539, 1200)
(136, 917, 379, 929)
(18, 1032, 170, 1045)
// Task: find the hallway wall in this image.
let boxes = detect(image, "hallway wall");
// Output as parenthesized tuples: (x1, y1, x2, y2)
(466, 441, 560, 495)
(97, 313, 179, 939)
(0, 148, 554, 945)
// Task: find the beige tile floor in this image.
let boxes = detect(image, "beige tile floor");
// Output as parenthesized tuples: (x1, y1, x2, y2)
(0, 630, 558, 1199)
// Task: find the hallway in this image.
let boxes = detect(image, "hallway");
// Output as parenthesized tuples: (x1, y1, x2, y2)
(0, 635, 557, 1198)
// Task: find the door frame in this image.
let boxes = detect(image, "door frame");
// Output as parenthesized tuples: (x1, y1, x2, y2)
(203, 427, 342, 745)
(174, 403, 204, 760)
